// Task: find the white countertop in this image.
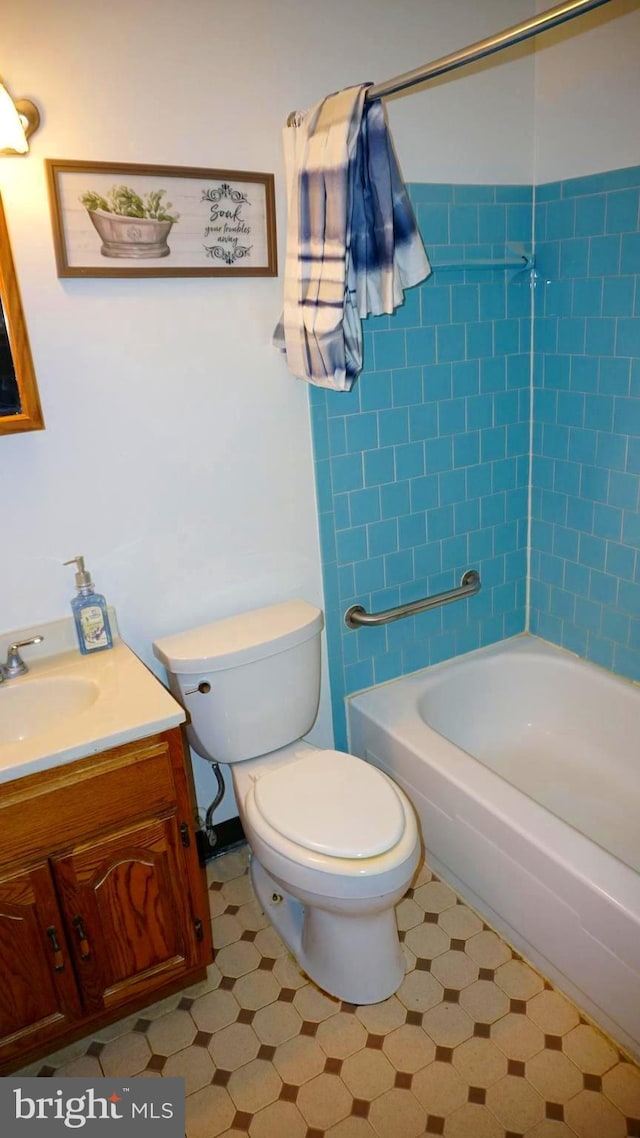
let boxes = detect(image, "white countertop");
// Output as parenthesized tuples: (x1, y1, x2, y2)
(0, 616, 185, 785)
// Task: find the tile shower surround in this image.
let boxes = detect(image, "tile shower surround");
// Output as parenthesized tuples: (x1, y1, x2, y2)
(309, 169, 639, 748)
(19, 846, 640, 1137)
(530, 167, 640, 680)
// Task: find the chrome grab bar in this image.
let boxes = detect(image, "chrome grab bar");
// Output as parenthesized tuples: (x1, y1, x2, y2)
(344, 569, 481, 630)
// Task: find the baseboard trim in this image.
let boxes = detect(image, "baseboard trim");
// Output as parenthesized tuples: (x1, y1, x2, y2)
(196, 816, 246, 863)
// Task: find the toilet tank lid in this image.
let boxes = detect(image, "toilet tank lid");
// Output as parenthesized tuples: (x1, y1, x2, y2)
(152, 600, 324, 674)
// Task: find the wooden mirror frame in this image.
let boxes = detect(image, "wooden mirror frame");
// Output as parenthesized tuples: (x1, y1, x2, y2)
(0, 194, 44, 435)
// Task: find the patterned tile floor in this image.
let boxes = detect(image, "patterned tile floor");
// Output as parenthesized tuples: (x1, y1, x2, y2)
(18, 844, 640, 1137)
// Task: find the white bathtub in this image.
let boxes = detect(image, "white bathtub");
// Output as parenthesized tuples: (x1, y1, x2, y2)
(348, 634, 640, 1058)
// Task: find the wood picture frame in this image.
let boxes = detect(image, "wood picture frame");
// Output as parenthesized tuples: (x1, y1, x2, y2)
(46, 160, 278, 279)
(0, 195, 44, 436)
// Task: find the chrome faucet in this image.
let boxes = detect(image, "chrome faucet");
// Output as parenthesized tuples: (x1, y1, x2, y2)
(0, 636, 44, 682)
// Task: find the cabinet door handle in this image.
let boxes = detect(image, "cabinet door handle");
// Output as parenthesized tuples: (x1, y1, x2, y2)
(46, 925, 65, 972)
(72, 915, 91, 960)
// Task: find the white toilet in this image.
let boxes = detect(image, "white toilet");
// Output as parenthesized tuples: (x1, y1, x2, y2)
(153, 599, 420, 1004)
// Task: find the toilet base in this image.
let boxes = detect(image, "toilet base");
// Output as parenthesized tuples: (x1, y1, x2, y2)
(250, 857, 405, 1004)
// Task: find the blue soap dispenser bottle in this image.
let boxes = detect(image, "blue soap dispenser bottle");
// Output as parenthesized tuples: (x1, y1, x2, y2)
(64, 555, 114, 654)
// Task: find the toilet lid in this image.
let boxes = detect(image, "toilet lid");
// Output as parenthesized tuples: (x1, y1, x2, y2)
(252, 750, 405, 859)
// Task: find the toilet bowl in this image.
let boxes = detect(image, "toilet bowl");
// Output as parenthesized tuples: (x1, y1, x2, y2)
(233, 742, 420, 1003)
(153, 600, 421, 1003)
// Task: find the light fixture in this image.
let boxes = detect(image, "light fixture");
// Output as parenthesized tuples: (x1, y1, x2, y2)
(0, 80, 40, 154)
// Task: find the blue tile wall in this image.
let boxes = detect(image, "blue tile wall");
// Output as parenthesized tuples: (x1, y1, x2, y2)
(531, 166, 640, 682)
(310, 184, 532, 748)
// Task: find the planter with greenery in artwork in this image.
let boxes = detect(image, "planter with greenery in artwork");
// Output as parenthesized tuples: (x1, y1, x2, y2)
(80, 186, 180, 259)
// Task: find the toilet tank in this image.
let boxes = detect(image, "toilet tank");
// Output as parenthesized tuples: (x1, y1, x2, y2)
(153, 600, 324, 764)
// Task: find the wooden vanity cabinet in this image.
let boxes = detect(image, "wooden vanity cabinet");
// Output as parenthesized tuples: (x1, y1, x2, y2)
(0, 727, 213, 1073)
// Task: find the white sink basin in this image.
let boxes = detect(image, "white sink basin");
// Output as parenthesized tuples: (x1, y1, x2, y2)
(0, 676, 100, 745)
(0, 616, 185, 785)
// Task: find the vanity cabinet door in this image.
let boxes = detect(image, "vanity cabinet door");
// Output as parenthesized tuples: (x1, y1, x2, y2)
(53, 815, 200, 1016)
(0, 862, 82, 1063)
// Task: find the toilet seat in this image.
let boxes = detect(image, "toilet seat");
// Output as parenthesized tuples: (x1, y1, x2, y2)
(252, 749, 405, 859)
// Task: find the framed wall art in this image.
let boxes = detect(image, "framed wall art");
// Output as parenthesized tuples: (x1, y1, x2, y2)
(45, 160, 277, 279)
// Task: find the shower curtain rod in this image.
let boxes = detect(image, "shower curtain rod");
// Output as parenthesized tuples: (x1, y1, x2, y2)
(365, 0, 613, 103)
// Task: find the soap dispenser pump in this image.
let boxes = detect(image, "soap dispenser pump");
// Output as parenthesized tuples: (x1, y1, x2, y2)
(64, 555, 113, 654)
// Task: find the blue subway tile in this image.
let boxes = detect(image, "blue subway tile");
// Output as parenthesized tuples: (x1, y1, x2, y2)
(451, 284, 480, 323)
(395, 441, 425, 480)
(613, 397, 640, 435)
(385, 548, 414, 586)
(586, 318, 616, 356)
(345, 412, 378, 452)
(398, 512, 427, 549)
(439, 468, 467, 506)
(603, 277, 635, 317)
(374, 330, 406, 370)
(560, 238, 590, 277)
(620, 232, 640, 274)
(454, 184, 495, 203)
(454, 498, 480, 534)
(427, 505, 454, 541)
(364, 446, 395, 486)
(414, 542, 442, 578)
(572, 278, 602, 317)
(368, 518, 399, 557)
(547, 198, 575, 240)
(466, 322, 494, 359)
(380, 480, 410, 518)
(331, 453, 363, 493)
(606, 188, 640, 234)
(410, 183, 454, 203)
(359, 370, 392, 411)
(349, 486, 381, 526)
(378, 407, 409, 448)
(438, 398, 466, 436)
(616, 318, 640, 358)
(354, 556, 386, 595)
(333, 494, 351, 531)
(410, 473, 439, 512)
(589, 235, 621, 276)
(423, 363, 453, 401)
(437, 324, 466, 363)
(567, 496, 594, 532)
(574, 194, 606, 237)
(409, 403, 438, 440)
(579, 532, 607, 571)
(608, 471, 639, 511)
(562, 166, 640, 197)
(453, 431, 481, 468)
(595, 432, 626, 471)
(336, 526, 367, 564)
(390, 285, 421, 328)
(421, 284, 452, 325)
(478, 204, 506, 243)
(622, 510, 640, 547)
(570, 356, 599, 392)
(426, 436, 453, 473)
(418, 202, 450, 242)
(344, 659, 374, 695)
(507, 203, 532, 242)
(575, 596, 602, 633)
(392, 365, 423, 405)
(405, 327, 436, 368)
(584, 394, 613, 432)
(450, 205, 479, 244)
(452, 360, 480, 397)
(581, 464, 610, 502)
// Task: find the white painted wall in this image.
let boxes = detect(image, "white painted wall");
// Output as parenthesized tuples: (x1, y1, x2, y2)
(534, 0, 640, 183)
(0, 0, 535, 822)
